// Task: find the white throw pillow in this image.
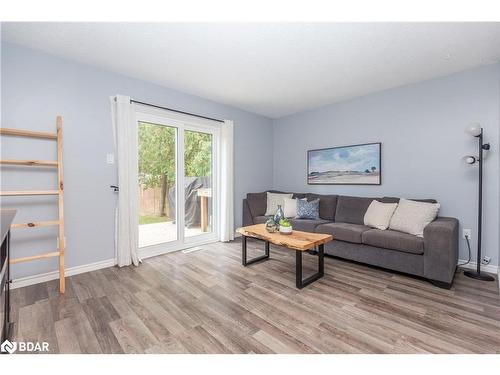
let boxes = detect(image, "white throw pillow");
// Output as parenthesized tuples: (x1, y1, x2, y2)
(265, 192, 293, 216)
(363, 200, 398, 230)
(282, 197, 299, 218)
(389, 198, 440, 237)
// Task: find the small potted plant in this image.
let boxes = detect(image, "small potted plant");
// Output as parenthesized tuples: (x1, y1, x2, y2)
(279, 218, 293, 235)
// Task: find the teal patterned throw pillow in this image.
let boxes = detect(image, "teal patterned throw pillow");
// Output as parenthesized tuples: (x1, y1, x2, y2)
(296, 199, 320, 220)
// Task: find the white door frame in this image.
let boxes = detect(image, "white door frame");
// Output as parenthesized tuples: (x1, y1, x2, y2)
(134, 105, 221, 259)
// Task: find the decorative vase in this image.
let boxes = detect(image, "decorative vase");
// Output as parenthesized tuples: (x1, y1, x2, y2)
(265, 218, 278, 233)
(273, 205, 284, 224)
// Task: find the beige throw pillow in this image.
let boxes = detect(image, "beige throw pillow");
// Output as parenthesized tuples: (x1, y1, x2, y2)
(282, 197, 299, 218)
(265, 192, 293, 216)
(389, 198, 440, 237)
(363, 200, 398, 230)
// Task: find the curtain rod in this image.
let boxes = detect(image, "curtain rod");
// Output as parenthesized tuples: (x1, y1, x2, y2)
(130, 99, 224, 123)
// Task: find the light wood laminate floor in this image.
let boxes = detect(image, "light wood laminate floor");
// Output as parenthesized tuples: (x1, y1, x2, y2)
(10, 239, 500, 354)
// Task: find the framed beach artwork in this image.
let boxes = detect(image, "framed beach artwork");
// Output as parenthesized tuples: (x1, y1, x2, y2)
(307, 142, 381, 185)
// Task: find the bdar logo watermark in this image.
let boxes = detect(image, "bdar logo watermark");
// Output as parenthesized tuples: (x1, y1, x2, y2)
(1, 339, 49, 354)
(1, 340, 16, 354)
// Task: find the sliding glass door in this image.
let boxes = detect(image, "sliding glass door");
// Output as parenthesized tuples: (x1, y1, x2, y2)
(136, 109, 219, 254)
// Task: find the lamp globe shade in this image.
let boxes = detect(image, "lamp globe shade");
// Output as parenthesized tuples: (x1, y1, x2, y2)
(465, 123, 482, 137)
(462, 155, 476, 164)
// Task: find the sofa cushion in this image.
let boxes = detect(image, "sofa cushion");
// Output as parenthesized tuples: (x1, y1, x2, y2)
(315, 222, 371, 244)
(335, 196, 378, 225)
(296, 198, 320, 219)
(306, 194, 338, 221)
(246, 192, 267, 217)
(363, 200, 398, 230)
(389, 198, 440, 237)
(246, 190, 288, 217)
(265, 192, 293, 216)
(253, 215, 272, 224)
(362, 229, 424, 254)
(283, 197, 300, 218)
(289, 219, 330, 232)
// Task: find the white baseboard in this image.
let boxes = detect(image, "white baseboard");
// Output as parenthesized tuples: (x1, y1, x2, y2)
(10, 258, 117, 289)
(457, 260, 498, 275)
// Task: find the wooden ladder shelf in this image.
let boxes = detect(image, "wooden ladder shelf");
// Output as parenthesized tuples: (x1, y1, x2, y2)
(0, 116, 66, 293)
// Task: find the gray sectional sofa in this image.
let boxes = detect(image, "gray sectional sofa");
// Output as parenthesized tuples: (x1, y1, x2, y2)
(242, 191, 459, 288)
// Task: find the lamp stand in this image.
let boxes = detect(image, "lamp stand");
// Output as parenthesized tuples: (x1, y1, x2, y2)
(464, 129, 495, 282)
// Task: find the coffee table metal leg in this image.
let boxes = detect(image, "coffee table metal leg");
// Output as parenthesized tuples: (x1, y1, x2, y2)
(242, 236, 270, 266)
(319, 243, 324, 276)
(296, 244, 324, 289)
(295, 250, 303, 288)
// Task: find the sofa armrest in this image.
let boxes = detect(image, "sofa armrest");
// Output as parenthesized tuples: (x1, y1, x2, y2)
(423, 217, 459, 284)
(242, 198, 254, 226)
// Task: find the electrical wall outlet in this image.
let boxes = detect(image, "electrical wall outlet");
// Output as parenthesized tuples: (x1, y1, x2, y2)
(106, 153, 115, 164)
(482, 256, 491, 265)
(462, 228, 472, 240)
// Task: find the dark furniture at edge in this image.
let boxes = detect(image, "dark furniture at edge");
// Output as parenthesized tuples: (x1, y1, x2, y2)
(242, 191, 458, 288)
(1, 209, 16, 345)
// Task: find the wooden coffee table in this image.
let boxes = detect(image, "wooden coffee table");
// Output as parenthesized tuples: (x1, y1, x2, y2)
(236, 224, 333, 289)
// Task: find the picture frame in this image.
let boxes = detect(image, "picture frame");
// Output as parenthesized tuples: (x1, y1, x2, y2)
(307, 142, 382, 185)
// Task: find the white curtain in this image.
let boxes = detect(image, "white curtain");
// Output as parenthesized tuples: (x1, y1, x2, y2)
(110, 95, 140, 267)
(219, 120, 234, 241)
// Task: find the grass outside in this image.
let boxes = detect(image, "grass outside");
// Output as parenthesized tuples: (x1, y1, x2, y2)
(139, 215, 171, 225)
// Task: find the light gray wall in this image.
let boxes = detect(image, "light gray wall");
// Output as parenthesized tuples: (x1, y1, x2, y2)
(273, 64, 500, 267)
(2, 41, 499, 280)
(1, 42, 274, 279)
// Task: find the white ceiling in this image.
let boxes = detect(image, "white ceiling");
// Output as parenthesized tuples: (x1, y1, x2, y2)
(2, 22, 500, 118)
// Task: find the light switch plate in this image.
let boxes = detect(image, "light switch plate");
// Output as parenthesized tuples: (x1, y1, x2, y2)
(106, 153, 115, 164)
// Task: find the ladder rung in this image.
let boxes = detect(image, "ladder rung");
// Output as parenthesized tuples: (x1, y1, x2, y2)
(10, 251, 60, 264)
(11, 220, 59, 229)
(0, 128, 57, 139)
(0, 159, 58, 167)
(0, 190, 59, 196)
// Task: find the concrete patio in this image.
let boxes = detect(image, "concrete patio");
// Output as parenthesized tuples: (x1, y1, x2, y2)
(139, 221, 206, 247)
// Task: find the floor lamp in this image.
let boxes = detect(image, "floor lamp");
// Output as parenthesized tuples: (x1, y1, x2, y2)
(462, 123, 495, 281)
